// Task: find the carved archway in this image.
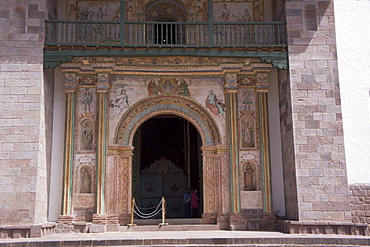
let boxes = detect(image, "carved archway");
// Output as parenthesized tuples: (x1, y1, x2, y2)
(145, 0, 187, 21)
(107, 95, 227, 224)
(115, 95, 222, 147)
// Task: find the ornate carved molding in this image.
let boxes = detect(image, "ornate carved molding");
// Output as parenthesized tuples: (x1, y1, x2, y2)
(58, 57, 274, 76)
(114, 95, 222, 146)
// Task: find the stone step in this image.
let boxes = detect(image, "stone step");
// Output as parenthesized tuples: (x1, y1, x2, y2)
(133, 218, 202, 225)
(120, 224, 218, 231)
(1, 231, 370, 247)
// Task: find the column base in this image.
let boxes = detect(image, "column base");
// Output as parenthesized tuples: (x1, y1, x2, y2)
(217, 213, 231, 230)
(202, 213, 217, 224)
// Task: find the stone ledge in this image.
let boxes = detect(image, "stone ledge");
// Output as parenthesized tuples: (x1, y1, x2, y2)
(278, 220, 369, 236)
(0, 223, 56, 239)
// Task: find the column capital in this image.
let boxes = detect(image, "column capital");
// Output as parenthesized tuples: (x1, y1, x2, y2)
(256, 73, 270, 92)
(224, 73, 238, 92)
(64, 73, 78, 93)
(97, 74, 110, 92)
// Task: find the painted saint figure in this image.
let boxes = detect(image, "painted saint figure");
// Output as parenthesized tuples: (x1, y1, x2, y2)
(114, 89, 129, 109)
(80, 167, 92, 193)
(241, 118, 254, 147)
(147, 79, 158, 96)
(110, 88, 129, 117)
(242, 90, 253, 111)
(196, 5, 204, 22)
(81, 120, 93, 150)
(82, 88, 93, 113)
(178, 79, 191, 96)
(243, 162, 256, 191)
(221, 4, 230, 21)
(234, 8, 252, 22)
(205, 89, 225, 117)
(67, 4, 77, 20)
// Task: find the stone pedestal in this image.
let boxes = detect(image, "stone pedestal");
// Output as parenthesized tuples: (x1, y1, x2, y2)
(202, 213, 217, 224)
(90, 214, 107, 233)
(56, 215, 75, 233)
(118, 214, 131, 225)
(217, 213, 230, 230)
(229, 213, 246, 231)
(107, 214, 119, 231)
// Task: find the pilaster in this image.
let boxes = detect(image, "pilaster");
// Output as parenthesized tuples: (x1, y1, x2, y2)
(106, 146, 133, 225)
(201, 146, 218, 223)
(224, 73, 240, 213)
(61, 74, 77, 216)
(256, 73, 272, 213)
(96, 74, 110, 214)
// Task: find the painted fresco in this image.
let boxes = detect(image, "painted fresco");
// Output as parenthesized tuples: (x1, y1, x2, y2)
(66, 0, 263, 22)
(213, 0, 263, 22)
(67, 0, 120, 21)
(107, 75, 226, 145)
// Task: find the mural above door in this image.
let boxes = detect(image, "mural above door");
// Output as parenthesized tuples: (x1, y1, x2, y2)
(66, 0, 264, 22)
(67, 0, 120, 21)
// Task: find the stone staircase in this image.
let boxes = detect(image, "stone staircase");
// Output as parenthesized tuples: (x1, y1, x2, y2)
(1, 230, 370, 247)
(121, 218, 218, 231)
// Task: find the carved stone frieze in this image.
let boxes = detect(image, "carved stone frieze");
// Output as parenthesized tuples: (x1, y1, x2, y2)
(114, 95, 222, 146)
(59, 57, 273, 77)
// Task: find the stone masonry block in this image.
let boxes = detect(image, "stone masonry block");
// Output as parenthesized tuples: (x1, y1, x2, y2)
(332, 202, 351, 211)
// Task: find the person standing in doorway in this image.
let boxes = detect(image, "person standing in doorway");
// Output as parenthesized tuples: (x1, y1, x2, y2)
(191, 189, 199, 218)
(183, 189, 191, 218)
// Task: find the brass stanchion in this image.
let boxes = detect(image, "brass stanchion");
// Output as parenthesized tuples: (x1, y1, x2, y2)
(158, 197, 168, 226)
(127, 198, 137, 226)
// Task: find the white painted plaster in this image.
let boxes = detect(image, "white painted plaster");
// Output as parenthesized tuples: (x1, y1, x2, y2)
(48, 68, 65, 221)
(335, 0, 370, 184)
(268, 69, 286, 217)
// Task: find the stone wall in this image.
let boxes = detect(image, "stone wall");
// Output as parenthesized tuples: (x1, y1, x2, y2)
(283, 1, 351, 222)
(350, 184, 370, 224)
(278, 69, 298, 220)
(0, 0, 56, 225)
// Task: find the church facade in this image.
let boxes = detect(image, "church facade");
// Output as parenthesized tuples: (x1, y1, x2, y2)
(0, 0, 369, 236)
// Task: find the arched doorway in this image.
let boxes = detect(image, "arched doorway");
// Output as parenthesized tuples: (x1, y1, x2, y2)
(108, 95, 226, 224)
(132, 114, 202, 218)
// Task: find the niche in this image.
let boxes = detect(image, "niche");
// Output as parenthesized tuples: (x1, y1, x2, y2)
(303, 4, 317, 31)
(80, 119, 94, 150)
(80, 166, 92, 193)
(243, 161, 256, 191)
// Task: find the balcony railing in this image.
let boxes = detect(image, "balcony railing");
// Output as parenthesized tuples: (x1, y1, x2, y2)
(45, 20, 286, 48)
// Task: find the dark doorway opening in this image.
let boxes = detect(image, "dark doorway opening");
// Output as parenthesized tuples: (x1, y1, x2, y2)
(132, 114, 202, 219)
(154, 18, 177, 45)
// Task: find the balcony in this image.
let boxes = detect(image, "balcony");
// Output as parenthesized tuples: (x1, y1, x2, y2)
(44, 20, 287, 68)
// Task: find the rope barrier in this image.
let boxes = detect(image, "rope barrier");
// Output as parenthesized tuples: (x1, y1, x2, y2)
(134, 199, 162, 217)
(128, 197, 168, 226)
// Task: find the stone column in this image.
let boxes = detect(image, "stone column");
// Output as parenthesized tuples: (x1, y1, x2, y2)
(106, 146, 133, 225)
(95, 74, 110, 215)
(201, 146, 218, 224)
(256, 73, 272, 213)
(215, 145, 231, 229)
(224, 74, 240, 214)
(61, 74, 77, 217)
(117, 147, 133, 224)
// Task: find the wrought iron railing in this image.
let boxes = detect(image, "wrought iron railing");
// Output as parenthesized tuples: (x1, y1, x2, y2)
(45, 20, 286, 48)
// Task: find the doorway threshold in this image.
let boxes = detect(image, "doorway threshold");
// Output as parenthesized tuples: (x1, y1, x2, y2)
(133, 218, 204, 226)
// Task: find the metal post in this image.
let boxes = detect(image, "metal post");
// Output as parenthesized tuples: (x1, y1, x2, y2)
(159, 197, 168, 226)
(120, 0, 125, 45)
(128, 198, 137, 226)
